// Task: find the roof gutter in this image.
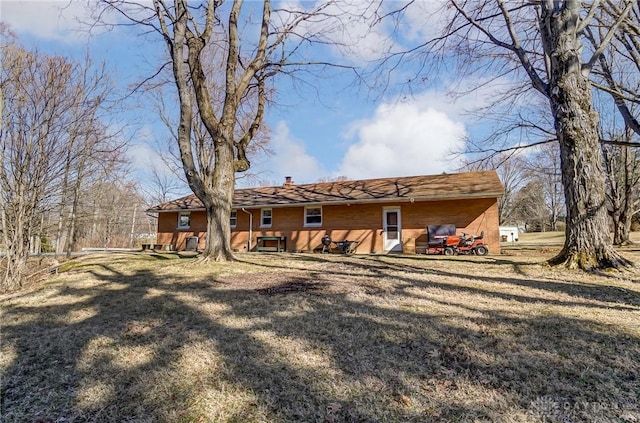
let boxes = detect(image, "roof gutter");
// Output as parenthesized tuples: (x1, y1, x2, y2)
(149, 191, 504, 213)
(230, 191, 505, 209)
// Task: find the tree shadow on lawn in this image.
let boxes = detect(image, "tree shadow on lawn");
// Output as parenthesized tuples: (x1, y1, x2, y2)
(240, 254, 640, 310)
(367, 254, 640, 308)
(1, 257, 639, 422)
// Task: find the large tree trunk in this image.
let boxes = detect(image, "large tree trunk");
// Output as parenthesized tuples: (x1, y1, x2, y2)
(1, 183, 31, 290)
(204, 205, 234, 261)
(612, 211, 631, 245)
(1, 215, 29, 291)
(66, 177, 81, 259)
(55, 143, 74, 257)
(609, 145, 635, 246)
(541, 3, 632, 270)
(200, 138, 235, 261)
(609, 177, 633, 246)
(152, 0, 271, 262)
(166, 1, 236, 262)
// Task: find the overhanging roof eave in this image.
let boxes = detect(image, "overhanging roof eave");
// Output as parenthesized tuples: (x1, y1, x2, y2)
(236, 191, 503, 208)
(148, 191, 503, 212)
(146, 207, 207, 213)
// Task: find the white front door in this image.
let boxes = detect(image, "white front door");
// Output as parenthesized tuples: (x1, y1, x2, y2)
(383, 208, 402, 252)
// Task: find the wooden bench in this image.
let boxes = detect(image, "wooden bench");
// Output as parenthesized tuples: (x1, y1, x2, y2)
(256, 236, 287, 252)
(142, 244, 173, 251)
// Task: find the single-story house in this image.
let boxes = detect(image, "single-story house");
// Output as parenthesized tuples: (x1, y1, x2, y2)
(147, 170, 504, 254)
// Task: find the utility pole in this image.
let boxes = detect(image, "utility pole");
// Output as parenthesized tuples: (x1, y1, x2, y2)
(130, 203, 137, 248)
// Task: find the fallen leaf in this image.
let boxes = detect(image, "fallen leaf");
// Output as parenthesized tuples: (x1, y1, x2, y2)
(400, 395, 412, 406)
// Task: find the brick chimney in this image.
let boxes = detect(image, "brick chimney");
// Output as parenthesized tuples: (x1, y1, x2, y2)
(284, 176, 294, 187)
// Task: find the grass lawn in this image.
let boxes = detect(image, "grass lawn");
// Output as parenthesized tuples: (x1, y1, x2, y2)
(1, 251, 639, 422)
(512, 231, 640, 245)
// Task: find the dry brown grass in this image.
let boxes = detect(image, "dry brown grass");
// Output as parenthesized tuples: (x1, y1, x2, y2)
(1, 251, 639, 422)
(515, 231, 640, 245)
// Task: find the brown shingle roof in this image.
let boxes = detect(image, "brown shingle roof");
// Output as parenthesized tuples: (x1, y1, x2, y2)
(147, 170, 504, 212)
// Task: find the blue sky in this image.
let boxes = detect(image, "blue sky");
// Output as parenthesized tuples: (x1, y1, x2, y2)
(1, 0, 498, 193)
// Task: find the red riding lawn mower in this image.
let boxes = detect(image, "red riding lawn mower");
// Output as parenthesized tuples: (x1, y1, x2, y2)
(426, 225, 489, 256)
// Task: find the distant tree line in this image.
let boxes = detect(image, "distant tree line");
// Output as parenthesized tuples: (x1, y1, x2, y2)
(470, 139, 639, 244)
(0, 28, 154, 290)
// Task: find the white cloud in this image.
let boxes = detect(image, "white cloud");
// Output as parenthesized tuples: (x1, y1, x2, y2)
(258, 121, 326, 184)
(274, 0, 397, 65)
(128, 142, 170, 177)
(1, 1, 152, 43)
(127, 139, 192, 202)
(333, 75, 530, 180)
(289, 0, 455, 66)
(1, 1, 93, 43)
(399, 0, 452, 43)
(336, 93, 468, 179)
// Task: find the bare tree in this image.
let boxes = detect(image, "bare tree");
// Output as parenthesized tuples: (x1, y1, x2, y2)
(145, 163, 188, 206)
(603, 127, 640, 245)
(512, 180, 550, 231)
(51, 57, 119, 258)
(585, 1, 640, 137)
(460, 153, 528, 225)
(0, 29, 128, 288)
(98, 0, 351, 261)
(1, 41, 74, 288)
(81, 179, 150, 249)
(145, 67, 273, 206)
(377, 0, 636, 270)
(587, 4, 640, 244)
(521, 143, 565, 232)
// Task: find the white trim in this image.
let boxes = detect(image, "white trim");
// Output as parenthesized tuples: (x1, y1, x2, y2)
(177, 211, 191, 229)
(260, 208, 272, 228)
(230, 209, 237, 228)
(304, 205, 322, 227)
(382, 207, 402, 252)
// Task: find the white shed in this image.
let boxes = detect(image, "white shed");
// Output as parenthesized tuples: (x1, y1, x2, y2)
(499, 226, 519, 242)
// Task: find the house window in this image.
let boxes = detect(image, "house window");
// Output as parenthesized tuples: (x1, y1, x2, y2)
(230, 210, 237, 228)
(178, 212, 191, 229)
(304, 206, 322, 227)
(261, 208, 272, 227)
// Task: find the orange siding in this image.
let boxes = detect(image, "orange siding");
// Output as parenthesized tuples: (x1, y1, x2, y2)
(157, 211, 208, 250)
(156, 198, 501, 254)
